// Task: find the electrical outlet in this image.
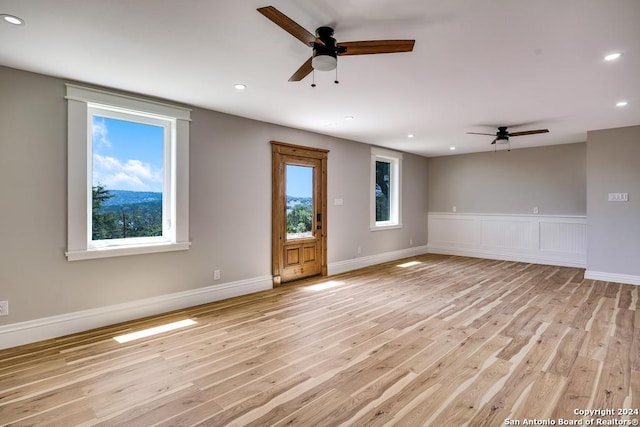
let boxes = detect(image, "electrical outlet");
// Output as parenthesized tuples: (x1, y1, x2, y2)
(0, 301, 8, 316)
(452, 206, 457, 212)
(409, 239, 413, 246)
(357, 246, 362, 255)
(533, 207, 539, 214)
(214, 270, 221, 280)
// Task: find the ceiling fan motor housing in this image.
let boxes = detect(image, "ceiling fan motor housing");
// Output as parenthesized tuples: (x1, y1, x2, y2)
(312, 26, 339, 71)
(496, 126, 510, 143)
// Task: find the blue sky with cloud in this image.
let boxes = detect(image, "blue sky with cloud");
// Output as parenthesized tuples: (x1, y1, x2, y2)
(92, 116, 164, 192)
(286, 164, 312, 198)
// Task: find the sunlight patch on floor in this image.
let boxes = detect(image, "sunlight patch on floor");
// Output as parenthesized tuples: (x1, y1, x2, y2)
(304, 280, 345, 291)
(397, 261, 422, 268)
(113, 319, 197, 343)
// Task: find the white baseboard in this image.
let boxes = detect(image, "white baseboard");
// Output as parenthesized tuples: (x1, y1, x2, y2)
(0, 276, 272, 350)
(426, 245, 586, 268)
(584, 270, 640, 286)
(328, 245, 429, 276)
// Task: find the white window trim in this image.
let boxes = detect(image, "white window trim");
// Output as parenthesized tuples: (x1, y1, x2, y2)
(65, 84, 191, 261)
(370, 147, 403, 231)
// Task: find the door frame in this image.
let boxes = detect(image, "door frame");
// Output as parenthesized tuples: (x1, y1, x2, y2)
(271, 141, 328, 287)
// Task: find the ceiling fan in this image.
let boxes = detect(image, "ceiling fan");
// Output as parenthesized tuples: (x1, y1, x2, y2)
(257, 6, 415, 83)
(467, 126, 549, 146)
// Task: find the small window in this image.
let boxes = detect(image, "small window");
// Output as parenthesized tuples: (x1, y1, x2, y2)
(371, 147, 402, 230)
(66, 85, 191, 260)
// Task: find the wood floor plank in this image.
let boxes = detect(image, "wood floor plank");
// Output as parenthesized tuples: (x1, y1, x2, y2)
(347, 319, 512, 426)
(633, 303, 640, 371)
(0, 381, 86, 423)
(511, 371, 567, 420)
(267, 367, 413, 426)
(392, 334, 511, 426)
(592, 308, 635, 411)
(551, 355, 602, 420)
(1, 254, 638, 426)
(579, 297, 616, 361)
(467, 322, 565, 426)
(571, 282, 607, 329)
(196, 373, 311, 426)
(546, 327, 587, 377)
(632, 370, 640, 416)
(618, 285, 633, 309)
(6, 404, 96, 427)
(426, 358, 512, 427)
(91, 385, 219, 427)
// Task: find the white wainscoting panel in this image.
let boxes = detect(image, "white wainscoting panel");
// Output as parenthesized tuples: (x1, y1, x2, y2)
(539, 221, 587, 253)
(428, 213, 587, 268)
(482, 219, 535, 249)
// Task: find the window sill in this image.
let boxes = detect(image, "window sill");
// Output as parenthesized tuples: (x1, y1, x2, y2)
(370, 223, 403, 231)
(66, 241, 191, 261)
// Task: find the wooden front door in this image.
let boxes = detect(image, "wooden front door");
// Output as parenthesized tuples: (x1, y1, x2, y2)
(272, 141, 328, 286)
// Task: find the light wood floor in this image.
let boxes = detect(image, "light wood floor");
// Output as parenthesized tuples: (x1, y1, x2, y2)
(1, 255, 638, 426)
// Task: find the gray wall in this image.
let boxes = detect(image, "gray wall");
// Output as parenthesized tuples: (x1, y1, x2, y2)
(427, 143, 587, 215)
(0, 66, 429, 325)
(586, 125, 640, 276)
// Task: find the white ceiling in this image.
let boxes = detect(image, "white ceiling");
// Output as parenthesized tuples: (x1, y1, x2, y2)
(1, 0, 639, 157)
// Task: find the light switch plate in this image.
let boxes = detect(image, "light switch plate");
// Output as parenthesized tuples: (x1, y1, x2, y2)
(608, 193, 629, 202)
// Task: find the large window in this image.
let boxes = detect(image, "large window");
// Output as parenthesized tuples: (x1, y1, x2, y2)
(371, 147, 402, 230)
(66, 85, 191, 260)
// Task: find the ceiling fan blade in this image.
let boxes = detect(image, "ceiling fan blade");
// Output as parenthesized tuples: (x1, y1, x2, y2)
(467, 132, 497, 136)
(337, 40, 415, 56)
(289, 57, 313, 81)
(509, 129, 549, 137)
(257, 6, 316, 46)
(490, 138, 498, 144)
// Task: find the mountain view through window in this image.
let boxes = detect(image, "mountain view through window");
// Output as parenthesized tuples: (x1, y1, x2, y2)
(91, 116, 164, 241)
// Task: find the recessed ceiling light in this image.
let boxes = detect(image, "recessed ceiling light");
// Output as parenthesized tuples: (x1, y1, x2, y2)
(407, 134, 415, 138)
(344, 116, 354, 120)
(616, 101, 628, 107)
(1, 14, 24, 25)
(604, 52, 622, 61)
(450, 147, 456, 150)
(233, 83, 246, 90)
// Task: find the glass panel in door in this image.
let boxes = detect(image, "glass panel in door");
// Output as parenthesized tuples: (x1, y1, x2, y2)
(286, 164, 314, 240)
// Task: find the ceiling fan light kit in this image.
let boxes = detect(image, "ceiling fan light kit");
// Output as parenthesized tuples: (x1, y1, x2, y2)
(312, 54, 337, 72)
(257, 6, 415, 85)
